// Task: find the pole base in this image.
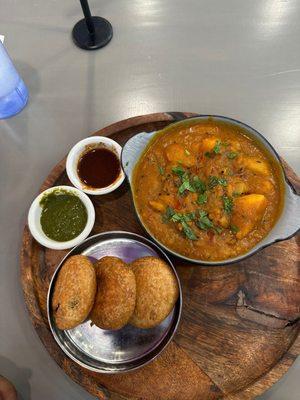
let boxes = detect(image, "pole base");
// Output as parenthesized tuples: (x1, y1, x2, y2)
(72, 16, 113, 50)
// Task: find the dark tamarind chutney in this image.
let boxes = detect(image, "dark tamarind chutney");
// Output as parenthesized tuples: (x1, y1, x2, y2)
(77, 147, 121, 188)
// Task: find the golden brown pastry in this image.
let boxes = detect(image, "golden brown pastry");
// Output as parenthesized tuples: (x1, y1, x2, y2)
(90, 256, 136, 330)
(52, 255, 96, 330)
(129, 257, 179, 329)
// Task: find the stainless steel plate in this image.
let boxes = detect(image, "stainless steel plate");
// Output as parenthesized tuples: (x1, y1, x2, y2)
(47, 231, 182, 373)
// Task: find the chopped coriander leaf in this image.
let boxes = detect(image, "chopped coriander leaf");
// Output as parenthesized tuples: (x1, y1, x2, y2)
(162, 206, 175, 223)
(166, 206, 175, 218)
(213, 140, 222, 154)
(158, 165, 164, 175)
(214, 226, 223, 234)
(205, 151, 213, 158)
(227, 152, 238, 159)
(168, 211, 195, 224)
(208, 176, 227, 189)
(125, 161, 129, 166)
(185, 149, 190, 156)
(208, 176, 219, 189)
(185, 212, 196, 221)
(178, 175, 195, 195)
(218, 177, 228, 186)
(172, 165, 185, 177)
(165, 210, 197, 240)
(181, 221, 197, 240)
(231, 224, 239, 233)
(192, 176, 206, 193)
(232, 191, 241, 197)
(199, 210, 207, 218)
(171, 213, 183, 222)
(197, 193, 207, 204)
(196, 210, 214, 230)
(222, 195, 233, 214)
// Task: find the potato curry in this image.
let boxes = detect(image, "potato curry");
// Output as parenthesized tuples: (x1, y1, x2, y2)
(133, 120, 283, 261)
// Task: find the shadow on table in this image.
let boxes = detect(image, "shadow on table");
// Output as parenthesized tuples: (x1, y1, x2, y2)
(15, 60, 40, 101)
(0, 355, 31, 400)
(1, 61, 40, 151)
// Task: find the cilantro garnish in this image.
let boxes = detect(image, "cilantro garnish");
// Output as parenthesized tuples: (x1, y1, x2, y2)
(192, 176, 206, 193)
(227, 152, 238, 159)
(208, 176, 219, 189)
(196, 210, 214, 230)
(163, 208, 197, 240)
(170, 211, 195, 223)
(181, 221, 197, 240)
(158, 165, 164, 175)
(197, 193, 207, 205)
(222, 195, 233, 214)
(172, 165, 185, 177)
(213, 140, 222, 154)
(178, 174, 195, 195)
(185, 212, 196, 221)
(162, 206, 175, 223)
(170, 213, 182, 222)
(214, 226, 223, 234)
(172, 166, 196, 195)
(208, 176, 228, 189)
(218, 177, 228, 187)
(230, 224, 239, 233)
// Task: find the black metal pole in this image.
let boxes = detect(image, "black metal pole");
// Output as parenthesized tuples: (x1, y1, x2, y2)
(79, 0, 95, 35)
(72, 0, 113, 50)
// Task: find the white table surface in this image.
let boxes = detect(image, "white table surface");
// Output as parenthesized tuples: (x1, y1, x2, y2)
(0, 1, 299, 399)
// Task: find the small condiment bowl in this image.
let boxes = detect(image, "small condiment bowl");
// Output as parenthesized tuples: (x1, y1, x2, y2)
(66, 136, 125, 195)
(28, 185, 95, 250)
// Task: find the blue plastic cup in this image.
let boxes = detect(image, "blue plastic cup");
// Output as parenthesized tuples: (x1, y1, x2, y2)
(0, 41, 29, 119)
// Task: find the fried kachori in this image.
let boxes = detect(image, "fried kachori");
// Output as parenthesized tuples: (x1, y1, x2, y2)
(129, 256, 179, 329)
(52, 255, 96, 330)
(90, 256, 136, 330)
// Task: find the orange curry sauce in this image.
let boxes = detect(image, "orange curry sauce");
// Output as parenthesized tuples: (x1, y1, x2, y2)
(133, 120, 284, 261)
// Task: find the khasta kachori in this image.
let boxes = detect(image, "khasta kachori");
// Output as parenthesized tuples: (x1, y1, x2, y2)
(51, 254, 179, 331)
(130, 257, 179, 329)
(90, 256, 136, 330)
(52, 255, 97, 330)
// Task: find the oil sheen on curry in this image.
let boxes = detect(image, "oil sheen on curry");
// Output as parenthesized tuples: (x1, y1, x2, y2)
(133, 120, 283, 261)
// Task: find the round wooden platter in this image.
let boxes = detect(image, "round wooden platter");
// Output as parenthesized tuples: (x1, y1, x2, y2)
(21, 112, 300, 400)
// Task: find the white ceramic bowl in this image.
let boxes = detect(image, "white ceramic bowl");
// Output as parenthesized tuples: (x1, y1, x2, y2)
(28, 185, 95, 250)
(66, 136, 125, 195)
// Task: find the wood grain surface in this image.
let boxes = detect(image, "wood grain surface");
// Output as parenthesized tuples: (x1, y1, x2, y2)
(20, 113, 300, 400)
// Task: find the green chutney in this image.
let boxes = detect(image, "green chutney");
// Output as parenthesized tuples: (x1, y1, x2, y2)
(40, 189, 87, 242)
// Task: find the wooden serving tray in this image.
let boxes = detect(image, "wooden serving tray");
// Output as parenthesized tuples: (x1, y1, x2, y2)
(21, 113, 300, 400)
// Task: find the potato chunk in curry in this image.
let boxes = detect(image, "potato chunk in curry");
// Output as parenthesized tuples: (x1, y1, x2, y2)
(133, 120, 283, 261)
(200, 137, 221, 153)
(165, 143, 196, 167)
(239, 156, 270, 175)
(231, 194, 267, 239)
